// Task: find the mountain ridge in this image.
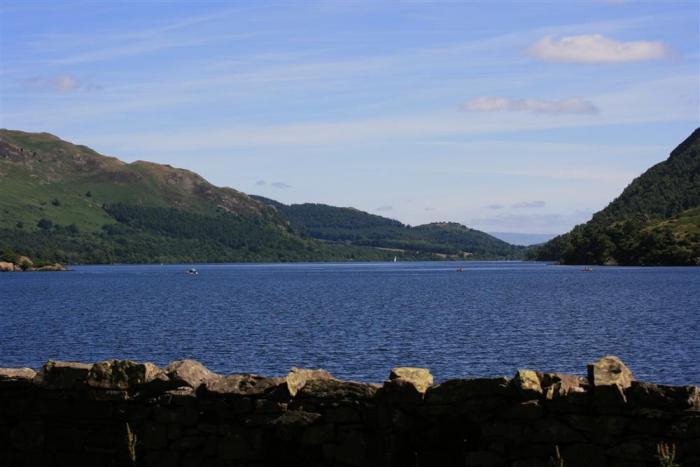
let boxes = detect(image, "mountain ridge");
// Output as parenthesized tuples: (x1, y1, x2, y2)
(529, 127, 700, 266)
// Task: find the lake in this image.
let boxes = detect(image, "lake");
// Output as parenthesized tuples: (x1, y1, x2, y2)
(1, 261, 698, 385)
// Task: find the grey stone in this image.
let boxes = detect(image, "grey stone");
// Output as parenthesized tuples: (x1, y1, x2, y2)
(333, 430, 367, 466)
(286, 367, 334, 397)
(86, 359, 165, 390)
(593, 383, 628, 407)
(425, 377, 509, 404)
(218, 429, 257, 460)
(271, 410, 321, 428)
(560, 443, 606, 467)
(298, 378, 378, 400)
(0, 367, 36, 382)
(499, 400, 543, 420)
(510, 370, 542, 399)
(301, 424, 335, 445)
(11, 421, 45, 451)
(33, 360, 92, 389)
(464, 450, 506, 466)
(541, 372, 586, 400)
(525, 419, 585, 444)
(254, 399, 287, 413)
(389, 367, 433, 394)
(626, 381, 700, 410)
(588, 356, 634, 389)
(164, 359, 220, 389)
(199, 374, 285, 396)
(380, 378, 424, 408)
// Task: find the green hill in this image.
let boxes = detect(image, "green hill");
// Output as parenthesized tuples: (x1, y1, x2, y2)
(529, 128, 700, 266)
(0, 130, 398, 264)
(252, 196, 526, 259)
(0, 129, 522, 264)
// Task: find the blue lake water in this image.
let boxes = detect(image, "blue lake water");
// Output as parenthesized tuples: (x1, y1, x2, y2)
(1, 262, 698, 385)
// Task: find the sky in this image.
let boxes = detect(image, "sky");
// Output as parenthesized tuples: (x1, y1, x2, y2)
(1, 0, 698, 235)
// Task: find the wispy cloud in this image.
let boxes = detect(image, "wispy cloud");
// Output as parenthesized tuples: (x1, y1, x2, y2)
(54, 75, 79, 92)
(36, 9, 257, 66)
(271, 181, 291, 189)
(512, 200, 547, 209)
(528, 34, 671, 63)
(462, 97, 598, 115)
(471, 211, 594, 234)
(22, 74, 102, 93)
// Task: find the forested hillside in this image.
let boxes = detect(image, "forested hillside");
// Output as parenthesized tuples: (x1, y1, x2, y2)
(529, 128, 700, 265)
(0, 130, 396, 263)
(252, 197, 526, 259)
(0, 130, 523, 264)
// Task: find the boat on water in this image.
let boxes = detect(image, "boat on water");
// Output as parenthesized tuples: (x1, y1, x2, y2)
(393, 256, 397, 263)
(186, 268, 198, 275)
(581, 266, 593, 272)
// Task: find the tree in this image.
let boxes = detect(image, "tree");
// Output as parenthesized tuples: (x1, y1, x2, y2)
(37, 218, 53, 230)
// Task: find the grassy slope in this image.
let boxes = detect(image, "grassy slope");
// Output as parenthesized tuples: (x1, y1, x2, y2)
(2, 130, 516, 263)
(0, 129, 265, 232)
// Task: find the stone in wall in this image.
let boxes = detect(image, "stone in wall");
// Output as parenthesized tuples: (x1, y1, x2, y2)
(0, 355, 698, 467)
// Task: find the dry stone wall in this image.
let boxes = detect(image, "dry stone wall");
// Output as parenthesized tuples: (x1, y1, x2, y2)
(0, 356, 698, 467)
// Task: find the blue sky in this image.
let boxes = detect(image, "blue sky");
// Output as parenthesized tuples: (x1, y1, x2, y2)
(1, 0, 698, 234)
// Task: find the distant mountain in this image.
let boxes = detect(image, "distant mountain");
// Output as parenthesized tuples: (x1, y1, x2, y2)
(252, 196, 526, 259)
(489, 232, 557, 246)
(529, 128, 700, 265)
(0, 130, 396, 263)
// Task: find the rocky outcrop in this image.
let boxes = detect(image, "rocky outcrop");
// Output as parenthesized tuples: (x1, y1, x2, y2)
(0, 356, 698, 467)
(0, 260, 17, 272)
(0, 256, 67, 272)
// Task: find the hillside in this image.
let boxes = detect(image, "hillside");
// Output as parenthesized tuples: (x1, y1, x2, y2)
(529, 128, 700, 265)
(252, 196, 526, 259)
(0, 130, 398, 263)
(0, 130, 522, 264)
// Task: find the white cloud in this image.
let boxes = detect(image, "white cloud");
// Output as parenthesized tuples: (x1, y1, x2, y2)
(22, 74, 101, 93)
(462, 97, 598, 115)
(271, 181, 291, 189)
(54, 75, 80, 91)
(512, 200, 547, 209)
(528, 34, 670, 63)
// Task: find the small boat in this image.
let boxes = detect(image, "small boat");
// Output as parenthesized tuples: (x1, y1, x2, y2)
(186, 268, 198, 275)
(393, 256, 397, 263)
(581, 266, 592, 272)
(456, 267, 464, 272)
